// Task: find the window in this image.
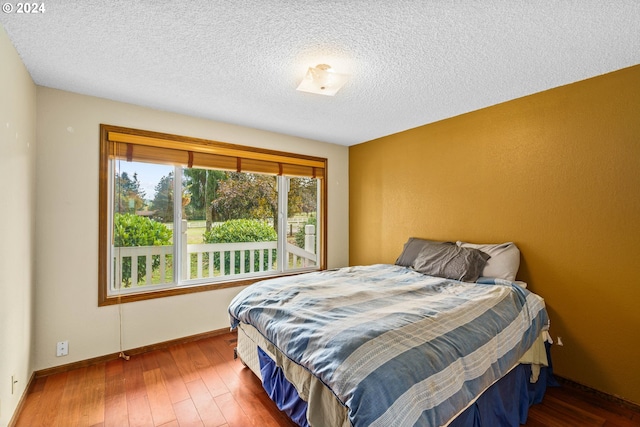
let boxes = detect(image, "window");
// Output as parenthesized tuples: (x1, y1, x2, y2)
(99, 125, 327, 305)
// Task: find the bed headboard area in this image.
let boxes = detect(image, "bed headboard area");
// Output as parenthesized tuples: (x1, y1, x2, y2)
(349, 65, 640, 405)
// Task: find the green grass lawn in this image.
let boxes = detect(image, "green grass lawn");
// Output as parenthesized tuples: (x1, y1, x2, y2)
(186, 226, 206, 244)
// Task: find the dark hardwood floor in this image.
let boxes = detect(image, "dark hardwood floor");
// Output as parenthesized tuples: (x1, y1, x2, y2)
(525, 379, 640, 427)
(13, 332, 640, 426)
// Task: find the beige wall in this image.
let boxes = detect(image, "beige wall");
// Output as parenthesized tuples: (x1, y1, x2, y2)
(350, 65, 640, 404)
(34, 87, 349, 371)
(0, 26, 37, 426)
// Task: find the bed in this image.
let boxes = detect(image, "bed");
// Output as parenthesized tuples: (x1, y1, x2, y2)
(228, 239, 554, 427)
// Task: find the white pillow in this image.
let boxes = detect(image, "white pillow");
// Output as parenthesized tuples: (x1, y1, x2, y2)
(456, 241, 520, 281)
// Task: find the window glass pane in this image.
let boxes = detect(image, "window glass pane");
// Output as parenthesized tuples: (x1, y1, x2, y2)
(182, 169, 278, 281)
(286, 177, 319, 270)
(111, 160, 174, 291)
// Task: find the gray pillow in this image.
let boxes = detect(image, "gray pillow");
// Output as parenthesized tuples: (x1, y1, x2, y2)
(412, 242, 490, 282)
(395, 238, 453, 267)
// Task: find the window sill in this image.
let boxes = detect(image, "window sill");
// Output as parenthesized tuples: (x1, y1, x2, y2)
(98, 270, 318, 306)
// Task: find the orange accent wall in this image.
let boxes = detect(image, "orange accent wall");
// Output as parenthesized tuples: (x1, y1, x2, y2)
(349, 64, 640, 404)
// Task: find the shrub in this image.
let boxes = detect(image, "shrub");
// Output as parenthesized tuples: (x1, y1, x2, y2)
(294, 215, 317, 249)
(203, 219, 276, 274)
(114, 213, 172, 286)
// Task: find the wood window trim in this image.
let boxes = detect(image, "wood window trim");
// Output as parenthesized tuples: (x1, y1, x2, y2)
(98, 124, 328, 306)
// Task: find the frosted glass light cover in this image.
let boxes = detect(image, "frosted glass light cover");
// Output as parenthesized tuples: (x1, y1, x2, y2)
(296, 64, 348, 96)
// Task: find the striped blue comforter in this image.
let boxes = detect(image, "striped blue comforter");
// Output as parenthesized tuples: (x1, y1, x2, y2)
(229, 264, 548, 427)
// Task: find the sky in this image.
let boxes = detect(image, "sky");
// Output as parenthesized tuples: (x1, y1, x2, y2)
(116, 160, 173, 200)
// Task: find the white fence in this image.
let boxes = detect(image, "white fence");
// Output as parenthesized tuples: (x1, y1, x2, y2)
(113, 232, 316, 287)
(186, 241, 277, 279)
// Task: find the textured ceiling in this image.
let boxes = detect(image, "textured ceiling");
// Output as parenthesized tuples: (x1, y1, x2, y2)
(2, 1, 639, 146)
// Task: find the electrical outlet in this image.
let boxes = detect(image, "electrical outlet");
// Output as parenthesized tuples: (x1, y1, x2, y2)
(56, 340, 69, 356)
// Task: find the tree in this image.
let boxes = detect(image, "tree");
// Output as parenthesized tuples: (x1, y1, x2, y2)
(115, 171, 146, 213)
(212, 173, 318, 232)
(183, 168, 226, 231)
(213, 172, 278, 227)
(288, 177, 317, 215)
(151, 172, 174, 223)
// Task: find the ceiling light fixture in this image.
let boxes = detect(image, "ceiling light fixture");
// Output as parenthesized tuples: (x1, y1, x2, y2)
(296, 64, 348, 96)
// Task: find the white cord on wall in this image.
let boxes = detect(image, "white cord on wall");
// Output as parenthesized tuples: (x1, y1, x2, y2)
(118, 295, 130, 360)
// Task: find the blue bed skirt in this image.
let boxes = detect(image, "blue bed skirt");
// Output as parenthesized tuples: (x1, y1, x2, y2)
(448, 345, 558, 427)
(258, 343, 557, 427)
(259, 347, 310, 426)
